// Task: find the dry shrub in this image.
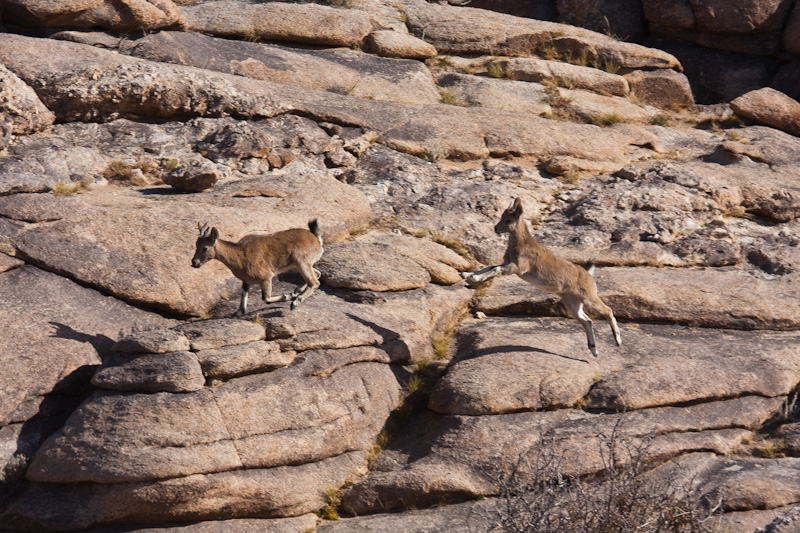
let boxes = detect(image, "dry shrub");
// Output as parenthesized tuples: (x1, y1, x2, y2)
(470, 419, 722, 533)
(104, 157, 164, 186)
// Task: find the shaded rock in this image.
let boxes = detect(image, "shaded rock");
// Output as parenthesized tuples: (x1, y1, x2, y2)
(772, 60, 800, 103)
(475, 268, 800, 330)
(556, 0, 646, 41)
(318, 232, 470, 291)
(175, 319, 265, 351)
(403, 1, 680, 69)
(91, 351, 205, 393)
(690, 0, 793, 34)
(624, 69, 694, 109)
(642, 0, 696, 29)
(785, 4, 800, 56)
(196, 341, 295, 380)
(2, 452, 366, 531)
(648, 36, 775, 103)
(429, 318, 628, 414)
(162, 156, 219, 192)
(0, 266, 176, 426)
(0, 64, 55, 149)
(731, 88, 800, 137)
(342, 396, 774, 514)
(195, 121, 273, 162)
(367, 30, 437, 59)
(490, 57, 630, 96)
(128, 31, 442, 106)
(258, 286, 471, 364)
(3, 0, 186, 32)
(113, 329, 191, 355)
(181, 1, 372, 47)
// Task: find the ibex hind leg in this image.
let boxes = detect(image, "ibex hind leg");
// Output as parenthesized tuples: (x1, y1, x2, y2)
(290, 264, 320, 310)
(261, 277, 291, 304)
(589, 297, 622, 347)
(563, 296, 598, 357)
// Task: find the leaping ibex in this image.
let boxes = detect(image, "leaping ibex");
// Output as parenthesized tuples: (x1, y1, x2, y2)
(462, 198, 621, 357)
(192, 220, 323, 317)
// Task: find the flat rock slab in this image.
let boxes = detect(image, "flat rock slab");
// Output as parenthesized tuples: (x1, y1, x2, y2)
(0, 266, 175, 426)
(429, 318, 629, 415)
(127, 31, 441, 106)
(259, 285, 472, 364)
(432, 317, 800, 412)
(474, 267, 800, 330)
(196, 340, 294, 380)
(91, 351, 205, 393)
(1, 162, 370, 317)
(175, 319, 266, 351)
(182, 1, 373, 47)
(318, 232, 470, 291)
(2, 451, 366, 531)
(342, 396, 777, 513)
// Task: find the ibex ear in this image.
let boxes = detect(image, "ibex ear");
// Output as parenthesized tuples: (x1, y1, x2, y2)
(210, 227, 219, 241)
(511, 197, 523, 216)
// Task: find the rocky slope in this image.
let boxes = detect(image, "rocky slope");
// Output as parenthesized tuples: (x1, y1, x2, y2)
(1, 0, 800, 532)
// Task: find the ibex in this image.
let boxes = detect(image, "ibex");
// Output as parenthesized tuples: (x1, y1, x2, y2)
(192, 220, 323, 317)
(462, 198, 621, 357)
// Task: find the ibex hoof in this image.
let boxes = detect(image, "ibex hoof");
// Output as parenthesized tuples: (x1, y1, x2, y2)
(459, 271, 473, 280)
(290, 298, 299, 310)
(589, 346, 598, 358)
(233, 310, 244, 318)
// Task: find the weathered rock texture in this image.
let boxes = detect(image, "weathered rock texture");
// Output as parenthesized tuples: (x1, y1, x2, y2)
(2, 0, 800, 531)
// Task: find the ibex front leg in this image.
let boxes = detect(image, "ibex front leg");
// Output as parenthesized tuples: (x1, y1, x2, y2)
(461, 262, 518, 287)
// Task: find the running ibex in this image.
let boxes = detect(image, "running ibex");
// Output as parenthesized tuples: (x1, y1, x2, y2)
(462, 198, 621, 357)
(192, 220, 323, 317)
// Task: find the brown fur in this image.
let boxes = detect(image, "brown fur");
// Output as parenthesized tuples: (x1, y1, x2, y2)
(463, 198, 621, 357)
(193, 221, 323, 317)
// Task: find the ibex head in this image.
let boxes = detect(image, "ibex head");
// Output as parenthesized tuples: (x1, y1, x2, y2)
(494, 197, 523, 234)
(192, 222, 219, 268)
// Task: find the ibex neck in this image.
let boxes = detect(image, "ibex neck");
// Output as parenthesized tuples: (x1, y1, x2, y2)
(214, 239, 247, 271)
(509, 219, 535, 246)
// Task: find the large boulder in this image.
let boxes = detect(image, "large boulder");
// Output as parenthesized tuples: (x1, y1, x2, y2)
(730, 88, 800, 137)
(0, 64, 55, 149)
(403, 0, 681, 69)
(181, 1, 372, 47)
(341, 396, 776, 514)
(2, 0, 186, 32)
